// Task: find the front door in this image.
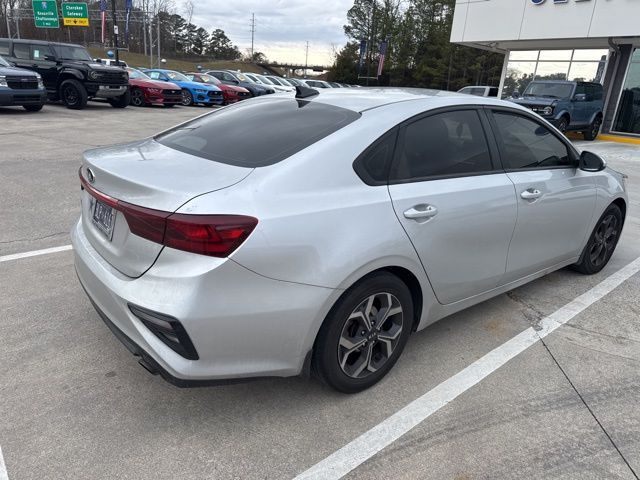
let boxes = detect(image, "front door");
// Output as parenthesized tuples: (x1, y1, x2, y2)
(489, 110, 596, 282)
(388, 108, 518, 305)
(29, 44, 57, 90)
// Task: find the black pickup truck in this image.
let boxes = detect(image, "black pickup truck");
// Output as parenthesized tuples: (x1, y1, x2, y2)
(0, 38, 130, 109)
(0, 54, 47, 111)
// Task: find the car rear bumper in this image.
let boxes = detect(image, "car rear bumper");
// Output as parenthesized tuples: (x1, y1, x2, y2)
(71, 218, 333, 384)
(0, 88, 47, 105)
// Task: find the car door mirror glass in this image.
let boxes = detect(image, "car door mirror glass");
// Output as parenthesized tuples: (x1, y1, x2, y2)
(579, 151, 606, 172)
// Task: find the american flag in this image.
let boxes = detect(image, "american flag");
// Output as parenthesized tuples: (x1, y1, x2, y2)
(100, 0, 107, 44)
(377, 40, 388, 77)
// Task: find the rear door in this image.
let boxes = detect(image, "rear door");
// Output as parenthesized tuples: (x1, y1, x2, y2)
(488, 109, 596, 282)
(388, 108, 517, 305)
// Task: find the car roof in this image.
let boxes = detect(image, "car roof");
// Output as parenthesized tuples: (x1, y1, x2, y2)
(4, 38, 82, 48)
(278, 87, 529, 113)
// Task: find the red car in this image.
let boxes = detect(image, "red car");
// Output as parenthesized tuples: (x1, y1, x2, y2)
(186, 72, 251, 105)
(126, 67, 183, 107)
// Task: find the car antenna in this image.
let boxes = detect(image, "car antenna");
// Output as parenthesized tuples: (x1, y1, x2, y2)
(295, 85, 318, 99)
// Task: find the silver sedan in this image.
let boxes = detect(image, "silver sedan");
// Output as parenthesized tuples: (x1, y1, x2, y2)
(72, 87, 627, 393)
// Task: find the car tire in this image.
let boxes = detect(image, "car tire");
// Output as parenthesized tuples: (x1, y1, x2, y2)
(556, 116, 569, 133)
(181, 89, 193, 106)
(572, 204, 623, 275)
(313, 272, 413, 393)
(59, 79, 88, 110)
(583, 115, 602, 141)
(109, 90, 131, 108)
(23, 104, 43, 112)
(130, 88, 147, 107)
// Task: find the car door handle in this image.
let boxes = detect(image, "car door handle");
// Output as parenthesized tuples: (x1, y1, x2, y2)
(520, 189, 542, 200)
(404, 205, 438, 220)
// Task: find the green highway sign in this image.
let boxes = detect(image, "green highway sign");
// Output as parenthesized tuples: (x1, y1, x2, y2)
(62, 2, 89, 26)
(32, 0, 60, 28)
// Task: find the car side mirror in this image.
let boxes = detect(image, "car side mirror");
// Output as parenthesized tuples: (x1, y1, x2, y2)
(573, 93, 587, 102)
(44, 54, 57, 62)
(579, 151, 606, 172)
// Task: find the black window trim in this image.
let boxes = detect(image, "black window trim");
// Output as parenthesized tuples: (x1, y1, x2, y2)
(352, 127, 399, 186)
(388, 105, 502, 186)
(484, 106, 580, 173)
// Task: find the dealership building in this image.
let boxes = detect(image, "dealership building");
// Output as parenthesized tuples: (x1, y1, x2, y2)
(451, 0, 640, 138)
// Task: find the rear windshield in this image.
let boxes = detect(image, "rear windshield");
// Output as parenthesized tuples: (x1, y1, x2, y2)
(156, 98, 360, 167)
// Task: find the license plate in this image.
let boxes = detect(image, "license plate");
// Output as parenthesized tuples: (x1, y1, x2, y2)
(92, 200, 115, 240)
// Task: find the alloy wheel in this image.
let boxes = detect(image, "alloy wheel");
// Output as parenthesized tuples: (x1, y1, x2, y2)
(181, 90, 192, 106)
(337, 292, 403, 379)
(589, 214, 619, 267)
(131, 90, 144, 106)
(63, 85, 79, 105)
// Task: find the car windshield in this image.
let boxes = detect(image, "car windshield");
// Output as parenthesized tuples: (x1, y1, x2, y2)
(287, 79, 302, 86)
(127, 68, 149, 80)
(156, 98, 361, 167)
(165, 71, 189, 82)
(235, 73, 248, 82)
(257, 75, 276, 85)
(198, 73, 220, 85)
(0, 55, 9, 67)
(53, 45, 92, 61)
(267, 77, 285, 86)
(245, 74, 259, 83)
(523, 82, 574, 99)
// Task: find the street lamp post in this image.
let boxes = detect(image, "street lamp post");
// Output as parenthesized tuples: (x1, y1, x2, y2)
(111, 0, 120, 65)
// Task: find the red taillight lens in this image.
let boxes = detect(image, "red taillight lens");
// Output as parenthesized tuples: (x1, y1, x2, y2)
(80, 169, 257, 257)
(165, 214, 258, 257)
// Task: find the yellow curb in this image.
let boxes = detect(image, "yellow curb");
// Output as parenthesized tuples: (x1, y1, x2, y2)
(596, 134, 640, 145)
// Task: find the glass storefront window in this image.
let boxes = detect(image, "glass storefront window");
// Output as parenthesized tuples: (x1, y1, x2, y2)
(503, 61, 536, 97)
(613, 49, 640, 135)
(538, 50, 572, 61)
(509, 51, 539, 61)
(504, 49, 610, 98)
(568, 62, 605, 83)
(535, 62, 569, 80)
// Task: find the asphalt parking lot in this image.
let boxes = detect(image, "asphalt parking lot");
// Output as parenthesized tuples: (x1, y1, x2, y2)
(1, 103, 639, 480)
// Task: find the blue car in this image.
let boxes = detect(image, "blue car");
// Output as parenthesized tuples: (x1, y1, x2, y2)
(143, 69, 223, 106)
(510, 80, 604, 141)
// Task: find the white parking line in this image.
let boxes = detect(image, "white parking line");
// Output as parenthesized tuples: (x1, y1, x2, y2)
(0, 446, 8, 480)
(0, 245, 72, 263)
(294, 257, 640, 480)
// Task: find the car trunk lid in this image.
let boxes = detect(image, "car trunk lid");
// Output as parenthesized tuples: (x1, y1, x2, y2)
(79, 138, 253, 277)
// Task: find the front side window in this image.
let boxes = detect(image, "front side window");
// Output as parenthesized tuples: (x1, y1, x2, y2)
(0, 40, 10, 56)
(390, 110, 493, 182)
(492, 112, 572, 169)
(31, 45, 53, 60)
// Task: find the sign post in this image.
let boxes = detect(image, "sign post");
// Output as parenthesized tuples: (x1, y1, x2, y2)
(32, 0, 60, 28)
(62, 2, 89, 27)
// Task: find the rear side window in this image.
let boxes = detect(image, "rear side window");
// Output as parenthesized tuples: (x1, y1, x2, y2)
(353, 129, 397, 185)
(492, 112, 572, 169)
(156, 98, 361, 167)
(390, 110, 493, 182)
(0, 40, 9, 56)
(13, 43, 30, 59)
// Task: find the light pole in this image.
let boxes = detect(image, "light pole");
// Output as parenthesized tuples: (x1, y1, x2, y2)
(111, 0, 120, 65)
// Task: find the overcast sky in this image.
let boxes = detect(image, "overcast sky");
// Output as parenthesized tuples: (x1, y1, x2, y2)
(190, 0, 353, 66)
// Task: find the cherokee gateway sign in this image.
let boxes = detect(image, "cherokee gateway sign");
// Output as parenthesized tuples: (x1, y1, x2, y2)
(32, 0, 59, 28)
(62, 2, 89, 27)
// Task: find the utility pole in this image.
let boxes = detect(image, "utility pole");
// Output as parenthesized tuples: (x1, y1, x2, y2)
(304, 41, 309, 78)
(250, 13, 255, 61)
(111, 0, 120, 65)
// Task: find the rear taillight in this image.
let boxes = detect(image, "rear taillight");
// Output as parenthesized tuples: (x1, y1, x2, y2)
(80, 169, 257, 257)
